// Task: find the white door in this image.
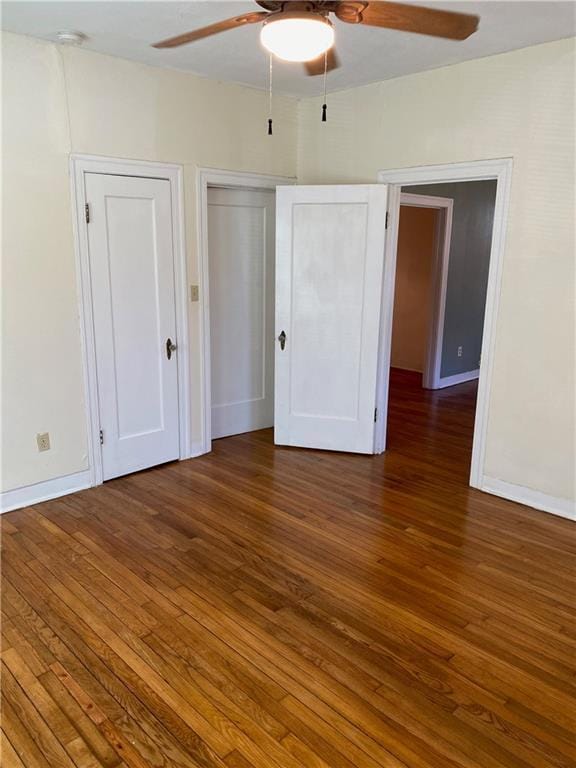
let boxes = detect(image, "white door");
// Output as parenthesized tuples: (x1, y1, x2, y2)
(208, 187, 275, 439)
(275, 185, 388, 453)
(86, 173, 180, 480)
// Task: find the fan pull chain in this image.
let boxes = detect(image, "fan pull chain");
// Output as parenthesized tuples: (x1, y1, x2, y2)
(321, 50, 328, 123)
(268, 54, 273, 135)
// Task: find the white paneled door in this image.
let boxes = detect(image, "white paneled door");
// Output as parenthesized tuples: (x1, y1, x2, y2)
(86, 173, 180, 480)
(275, 185, 388, 453)
(208, 187, 275, 439)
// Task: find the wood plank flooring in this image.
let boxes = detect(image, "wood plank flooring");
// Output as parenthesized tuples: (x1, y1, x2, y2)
(2, 369, 575, 767)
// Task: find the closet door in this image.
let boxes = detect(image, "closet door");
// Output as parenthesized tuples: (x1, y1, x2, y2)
(86, 173, 179, 479)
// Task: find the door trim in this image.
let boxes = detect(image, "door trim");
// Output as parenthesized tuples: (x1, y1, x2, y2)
(70, 154, 191, 487)
(398, 192, 454, 390)
(197, 168, 295, 454)
(375, 158, 513, 491)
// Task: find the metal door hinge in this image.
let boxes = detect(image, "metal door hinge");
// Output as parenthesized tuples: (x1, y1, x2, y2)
(85, 203, 90, 224)
(385, 211, 389, 229)
(99, 429, 104, 445)
(374, 407, 378, 422)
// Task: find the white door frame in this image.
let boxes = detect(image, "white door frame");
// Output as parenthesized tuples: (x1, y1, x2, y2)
(398, 192, 454, 389)
(196, 168, 295, 454)
(70, 154, 191, 487)
(375, 158, 513, 490)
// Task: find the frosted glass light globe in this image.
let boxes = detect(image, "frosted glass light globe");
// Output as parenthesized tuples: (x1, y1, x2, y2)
(260, 15, 335, 62)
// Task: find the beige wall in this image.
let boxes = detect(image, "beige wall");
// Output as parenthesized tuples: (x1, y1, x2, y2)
(2, 32, 575, 507)
(299, 38, 575, 503)
(391, 206, 436, 372)
(1, 32, 298, 492)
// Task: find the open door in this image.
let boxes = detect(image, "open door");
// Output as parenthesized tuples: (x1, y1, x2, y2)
(275, 185, 388, 453)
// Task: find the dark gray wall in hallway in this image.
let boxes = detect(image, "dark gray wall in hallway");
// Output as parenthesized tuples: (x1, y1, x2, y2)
(401, 180, 497, 378)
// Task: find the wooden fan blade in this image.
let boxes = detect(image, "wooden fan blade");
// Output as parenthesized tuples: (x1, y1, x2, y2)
(336, 1, 479, 40)
(153, 12, 268, 49)
(304, 47, 341, 76)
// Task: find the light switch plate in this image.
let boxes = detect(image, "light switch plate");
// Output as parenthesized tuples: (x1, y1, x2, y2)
(190, 285, 199, 302)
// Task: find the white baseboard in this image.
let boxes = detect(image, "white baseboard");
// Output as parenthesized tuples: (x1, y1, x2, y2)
(481, 476, 575, 521)
(435, 369, 479, 389)
(182, 441, 210, 460)
(1, 444, 210, 514)
(0, 470, 92, 514)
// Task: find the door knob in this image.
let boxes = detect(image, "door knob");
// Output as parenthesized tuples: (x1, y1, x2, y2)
(278, 331, 286, 351)
(166, 337, 177, 360)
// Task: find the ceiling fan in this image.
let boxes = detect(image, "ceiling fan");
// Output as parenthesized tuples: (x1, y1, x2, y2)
(152, 1, 479, 76)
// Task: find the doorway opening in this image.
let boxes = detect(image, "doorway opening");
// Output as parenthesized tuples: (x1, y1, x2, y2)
(197, 169, 294, 454)
(391, 193, 453, 390)
(207, 185, 276, 441)
(377, 163, 506, 489)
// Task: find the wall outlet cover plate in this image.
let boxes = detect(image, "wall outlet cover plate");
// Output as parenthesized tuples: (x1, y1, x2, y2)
(36, 432, 51, 452)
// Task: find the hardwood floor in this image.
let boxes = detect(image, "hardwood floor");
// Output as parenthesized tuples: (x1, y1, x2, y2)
(2, 369, 575, 767)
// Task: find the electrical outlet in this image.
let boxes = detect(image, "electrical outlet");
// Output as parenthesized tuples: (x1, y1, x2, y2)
(190, 285, 199, 302)
(36, 432, 51, 452)
(457, 346, 463, 358)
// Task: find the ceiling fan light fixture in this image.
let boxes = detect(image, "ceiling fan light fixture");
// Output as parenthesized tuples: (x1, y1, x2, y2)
(260, 12, 334, 62)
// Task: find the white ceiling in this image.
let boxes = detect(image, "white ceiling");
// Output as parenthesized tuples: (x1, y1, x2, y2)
(2, 1, 575, 96)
